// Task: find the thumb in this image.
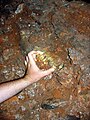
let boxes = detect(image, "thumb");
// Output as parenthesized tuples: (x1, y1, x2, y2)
(42, 68, 55, 77)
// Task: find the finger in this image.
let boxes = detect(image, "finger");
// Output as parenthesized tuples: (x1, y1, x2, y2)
(42, 68, 55, 77)
(26, 56, 29, 63)
(25, 60, 27, 66)
(28, 52, 37, 66)
(26, 56, 31, 67)
(37, 51, 44, 54)
(29, 51, 37, 54)
(28, 50, 43, 65)
(25, 56, 29, 67)
(32, 53, 37, 61)
(33, 51, 43, 61)
(28, 51, 43, 56)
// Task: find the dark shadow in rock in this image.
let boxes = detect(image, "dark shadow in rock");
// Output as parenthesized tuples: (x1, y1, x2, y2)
(66, 115, 80, 120)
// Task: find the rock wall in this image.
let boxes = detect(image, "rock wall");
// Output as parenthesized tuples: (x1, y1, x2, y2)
(0, 0, 90, 120)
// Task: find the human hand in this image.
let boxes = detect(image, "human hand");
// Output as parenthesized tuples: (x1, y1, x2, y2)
(25, 51, 55, 83)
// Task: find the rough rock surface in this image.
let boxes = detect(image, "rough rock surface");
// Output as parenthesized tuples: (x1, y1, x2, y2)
(0, 0, 90, 120)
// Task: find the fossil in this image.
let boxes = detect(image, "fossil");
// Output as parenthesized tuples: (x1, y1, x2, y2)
(34, 46, 64, 81)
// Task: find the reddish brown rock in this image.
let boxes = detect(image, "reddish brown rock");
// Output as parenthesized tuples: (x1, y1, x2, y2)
(0, 0, 90, 120)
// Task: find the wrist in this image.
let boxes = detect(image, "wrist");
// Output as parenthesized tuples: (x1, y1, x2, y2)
(24, 75, 35, 85)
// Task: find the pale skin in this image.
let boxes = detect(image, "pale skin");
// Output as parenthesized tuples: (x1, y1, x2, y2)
(0, 51, 55, 103)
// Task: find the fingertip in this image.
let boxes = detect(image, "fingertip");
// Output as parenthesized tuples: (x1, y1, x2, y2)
(43, 67, 55, 76)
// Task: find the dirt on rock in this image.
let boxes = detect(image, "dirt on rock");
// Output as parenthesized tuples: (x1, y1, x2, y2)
(0, 0, 90, 120)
